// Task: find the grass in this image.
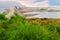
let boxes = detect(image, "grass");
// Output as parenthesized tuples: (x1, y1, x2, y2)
(0, 13, 60, 40)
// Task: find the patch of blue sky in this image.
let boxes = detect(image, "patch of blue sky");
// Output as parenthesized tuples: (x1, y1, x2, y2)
(33, 0, 44, 3)
(49, 0, 60, 6)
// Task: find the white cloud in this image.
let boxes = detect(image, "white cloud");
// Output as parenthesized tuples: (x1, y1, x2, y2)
(0, 0, 48, 7)
(0, 0, 17, 1)
(18, 0, 48, 7)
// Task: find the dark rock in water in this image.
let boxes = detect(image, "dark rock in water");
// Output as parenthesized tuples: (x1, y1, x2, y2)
(24, 14, 38, 17)
(41, 18, 48, 20)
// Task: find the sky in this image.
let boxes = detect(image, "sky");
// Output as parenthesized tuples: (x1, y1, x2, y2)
(49, 0, 60, 6)
(19, 0, 48, 7)
(0, 0, 60, 18)
(0, 0, 60, 7)
(0, 1, 24, 8)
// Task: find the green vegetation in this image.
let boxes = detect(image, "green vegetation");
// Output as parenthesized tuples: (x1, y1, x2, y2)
(0, 13, 60, 40)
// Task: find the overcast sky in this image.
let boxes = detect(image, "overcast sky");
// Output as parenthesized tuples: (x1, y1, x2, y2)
(0, 0, 60, 7)
(19, 0, 48, 7)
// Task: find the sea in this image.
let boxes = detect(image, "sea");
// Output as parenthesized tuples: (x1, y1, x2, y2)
(24, 12, 60, 18)
(0, 8, 6, 13)
(0, 8, 60, 18)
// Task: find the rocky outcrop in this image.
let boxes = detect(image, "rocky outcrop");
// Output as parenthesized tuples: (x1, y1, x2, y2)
(5, 6, 24, 19)
(5, 7, 15, 19)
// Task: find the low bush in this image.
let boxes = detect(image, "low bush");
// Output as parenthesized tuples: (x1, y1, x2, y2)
(0, 13, 60, 40)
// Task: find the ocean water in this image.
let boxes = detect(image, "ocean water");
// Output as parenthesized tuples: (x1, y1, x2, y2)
(0, 8, 60, 18)
(40, 12, 60, 18)
(0, 8, 6, 13)
(25, 12, 60, 18)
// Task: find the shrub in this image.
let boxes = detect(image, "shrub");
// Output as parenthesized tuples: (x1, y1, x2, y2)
(0, 13, 60, 40)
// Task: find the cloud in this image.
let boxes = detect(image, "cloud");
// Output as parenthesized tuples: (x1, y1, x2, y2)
(0, 0, 17, 1)
(18, 0, 48, 7)
(0, 0, 48, 7)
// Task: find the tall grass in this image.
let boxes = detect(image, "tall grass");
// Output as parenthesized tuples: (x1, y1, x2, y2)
(0, 13, 60, 40)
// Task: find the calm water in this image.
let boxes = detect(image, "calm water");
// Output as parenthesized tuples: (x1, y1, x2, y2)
(0, 9, 60, 18)
(39, 12, 60, 18)
(0, 8, 6, 13)
(25, 12, 60, 18)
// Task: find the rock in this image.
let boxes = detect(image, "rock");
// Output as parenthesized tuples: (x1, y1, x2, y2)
(5, 6, 15, 19)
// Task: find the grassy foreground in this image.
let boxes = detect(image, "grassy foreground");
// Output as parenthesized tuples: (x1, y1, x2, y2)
(0, 13, 60, 40)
